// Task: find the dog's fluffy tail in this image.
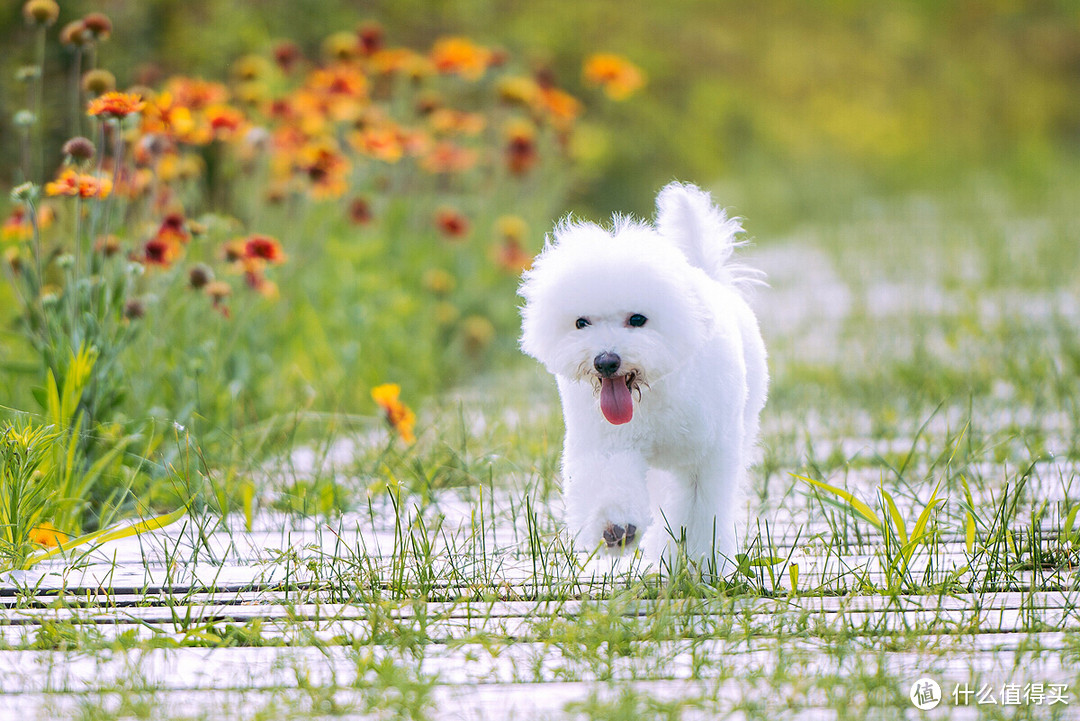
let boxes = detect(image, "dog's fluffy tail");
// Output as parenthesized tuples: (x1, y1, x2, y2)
(655, 182, 764, 291)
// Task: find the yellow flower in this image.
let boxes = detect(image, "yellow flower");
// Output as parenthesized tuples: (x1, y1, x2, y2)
(462, 315, 496, 356)
(371, 383, 416, 444)
(29, 522, 68, 548)
(583, 53, 646, 101)
(422, 268, 456, 295)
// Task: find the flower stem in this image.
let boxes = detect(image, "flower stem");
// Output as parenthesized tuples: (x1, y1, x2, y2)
(33, 26, 47, 184)
(71, 195, 83, 343)
(69, 47, 84, 139)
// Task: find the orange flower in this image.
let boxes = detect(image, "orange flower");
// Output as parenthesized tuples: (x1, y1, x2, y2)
(430, 37, 491, 80)
(222, 239, 246, 263)
(242, 262, 279, 298)
(371, 383, 416, 444)
(421, 142, 478, 174)
(273, 41, 303, 73)
(348, 196, 373, 225)
(165, 77, 228, 111)
(350, 126, 404, 163)
(538, 88, 582, 130)
(357, 21, 385, 56)
(87, 91, 146, 118)
(504, 119, 538, 175)
(495, 238, 533, 273)
(205, 104, 245, 138)
(370, 47, 427, 76)
(243, 234, 287, 264)
(435, 207, 470, 239)
(141, 236, 181, 267)
(309, 64, 368, 97)
(205, 280, 231, 303)
(45, 168, 113, 198)
(204, 280, 232, 317)
(29, 522, 68, 548)
(141, 92, 203, 144)
(428, 109, 485, 136)
(2, 206, 32, 242)
(148, 212, 184, 243)
(297, 141, 350, 199)
(583, 53, 646, 101)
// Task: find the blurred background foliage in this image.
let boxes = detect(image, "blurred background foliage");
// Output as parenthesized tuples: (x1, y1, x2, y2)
(3, 0, 1079, 222)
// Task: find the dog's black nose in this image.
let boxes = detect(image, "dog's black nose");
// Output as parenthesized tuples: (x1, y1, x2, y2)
(593, 352, 621, 377)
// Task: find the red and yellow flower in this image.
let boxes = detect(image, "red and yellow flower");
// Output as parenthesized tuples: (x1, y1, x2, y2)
(435, 207, 470, 239)
(165, 77, 228, 111)
(242, 234, 287, 264)
(296, 140, 350, 199)
(87, 91, 145, 118)
(421, 142, 478, 174)
(1, 205, 52, 242)
(205, 104, 245, 139)
(45, 168, 113, 198)
(350, 126, 404, 163)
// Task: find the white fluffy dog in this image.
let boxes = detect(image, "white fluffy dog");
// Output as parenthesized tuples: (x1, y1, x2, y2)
(519, 182, 768, 574)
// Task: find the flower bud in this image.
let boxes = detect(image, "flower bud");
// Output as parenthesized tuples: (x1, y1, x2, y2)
(60, 20, 91, 47)
(81, 13, 112, 41)
(14, 110, 36, 128)
(11, 182, 40, 203)
(82, 69, 116, 96)
(22, 0, 60, 27)
(62, 136, 96, 162)
(123, 298, 145, 320)
(188, 263, 214, 289)
(15, 66, 41, 84)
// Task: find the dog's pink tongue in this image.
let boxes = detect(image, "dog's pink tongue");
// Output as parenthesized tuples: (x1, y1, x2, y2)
(600, 377, 634, 425)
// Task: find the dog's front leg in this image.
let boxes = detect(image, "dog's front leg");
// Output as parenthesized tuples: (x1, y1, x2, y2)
(562, 447, 651, 552)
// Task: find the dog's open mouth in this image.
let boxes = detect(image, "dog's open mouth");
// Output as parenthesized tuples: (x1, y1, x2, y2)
(599, 371, 638, 425)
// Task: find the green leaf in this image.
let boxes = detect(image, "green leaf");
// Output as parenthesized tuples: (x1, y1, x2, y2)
(879, 488, 908, 545)
(1062, 506, 1080, 545)
(45, 369, 61, 427)
(910, 483, 943, 545)
(241, 480, 255, 533)
(792, 473, 882, 529)
(959, 474, 975, 509)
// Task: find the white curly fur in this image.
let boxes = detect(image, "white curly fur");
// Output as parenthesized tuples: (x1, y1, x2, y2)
(519, 182, 768, 575)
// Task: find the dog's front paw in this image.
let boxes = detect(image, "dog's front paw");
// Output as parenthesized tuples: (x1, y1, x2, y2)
(602, 522, 638, 549)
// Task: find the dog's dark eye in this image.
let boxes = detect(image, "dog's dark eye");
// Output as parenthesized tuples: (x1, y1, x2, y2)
(627, 314, 648, 328)
(575, 317, 591, 330)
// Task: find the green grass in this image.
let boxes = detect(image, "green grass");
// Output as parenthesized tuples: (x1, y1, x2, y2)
(1, 164, 1077, 718)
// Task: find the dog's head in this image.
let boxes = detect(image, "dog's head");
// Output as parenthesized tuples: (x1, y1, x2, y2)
(519, 217, 710, 425)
